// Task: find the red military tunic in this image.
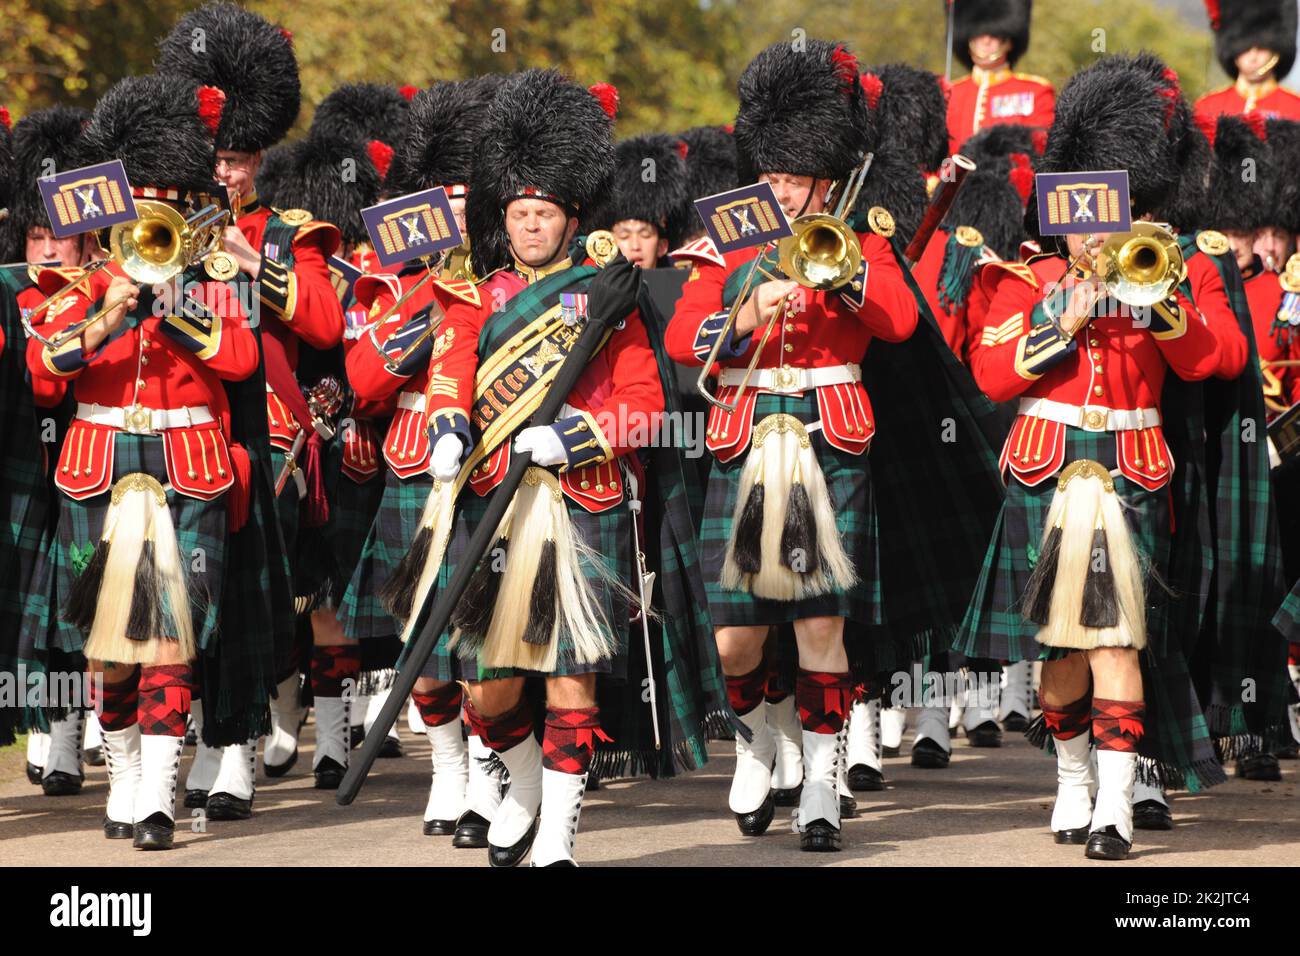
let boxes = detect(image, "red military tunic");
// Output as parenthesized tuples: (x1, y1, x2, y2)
(946, 67, 1055, 155)
(666, 232, 917, 459)
(911, 227, 1000, 360)
(1183, 245, 1249, 381)
(968, 257, 1221, 490)
(26, 259, 258, 501)
(234, 195, 345, 449)
(16, 266, 90, 409)
(1243, 260, 1300, 416)
(1194, 80, 1300, 132)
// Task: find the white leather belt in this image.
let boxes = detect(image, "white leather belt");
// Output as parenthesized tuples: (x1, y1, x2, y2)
(397, 391, 426, 414)
(718, 363, 860, 394)
(1018, 397, 1160, 432)
(76, 402, 214, 434)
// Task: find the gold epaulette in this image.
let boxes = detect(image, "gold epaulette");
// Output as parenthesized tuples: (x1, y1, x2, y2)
(274, 207, 313, 226)
(433, 277, 481, 308)
(1196, 230, 1230, 256)
(1012, 72, 1053, 87)
(867, 207, 895, 238)
(983, 260, 1040, 289)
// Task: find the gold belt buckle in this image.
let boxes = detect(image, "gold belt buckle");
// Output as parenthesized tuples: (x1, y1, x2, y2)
(774, 365, 798, 392)
(126, 404, 152, 434)
(1083, 408, 1106, 431)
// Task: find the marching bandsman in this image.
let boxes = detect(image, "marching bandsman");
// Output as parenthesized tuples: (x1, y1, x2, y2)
(667, 40, 920, 851)
(393, 68, 664, 867)
(957, 55, 1228, 860)
(340, 76, 506, 839)
(5, 105, 92, 793)
(584, 133, 691, 270)
(675, 125, 739, 248)
(943, 1, 1054, 156)
(1194, 1, 1300, 127)
(157, 1, 345, 819)
(25, 74, 262, 849)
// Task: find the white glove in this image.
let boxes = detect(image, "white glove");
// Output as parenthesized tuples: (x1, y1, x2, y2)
(513, 425, 567, 467)
(429, 433, 465, 481)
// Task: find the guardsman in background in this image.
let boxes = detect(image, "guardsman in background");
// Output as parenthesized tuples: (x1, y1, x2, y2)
(584, 133, 691, 270)
(667, 40, 919, 852)
(943, 0, 1054, 156)
(158, 2, 345, 820)
(674, 125, 739, 248)
(1194, 1, 1300, 127)
(26, 75, 262, 850)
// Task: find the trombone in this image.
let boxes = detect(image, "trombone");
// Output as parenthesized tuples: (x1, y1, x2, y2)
(364, 241, 474, 373)
(697, 153, 874, 413)
(23, 198, 232, 350)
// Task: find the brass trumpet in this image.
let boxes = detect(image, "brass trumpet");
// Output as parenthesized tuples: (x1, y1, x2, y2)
(23, 198, 232, 350)
(697, 153, 874, 412)
(1092, 222, 1185, 307)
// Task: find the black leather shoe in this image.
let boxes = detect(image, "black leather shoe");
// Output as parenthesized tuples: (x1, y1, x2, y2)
(488, 819, 537, 867)
(452, 810, 490, 848)
(1275, 742, 1298, 760)
(1236, 753, 1282, 781)
(1084, 825, 1131, 860)
(132, 812, 175, 851)
(183, 789, 208, 809)
(1133, 799, 1173, 831)
(349, 725, 365, 749)
(378, 736, 403, 759)
(1053, 827, 1090, 845)
(206, 792, 253, 821)
(83, 746, 104, 767)
(1002, 712, 1030, 733)
(423, 817, 456, 836)
(41, 770, 84, 796)
(25, 762, 43, 785)
(848, 764, 885, 791)
(839, 794, 857, 819)
(263, 748, 297, 778)
(966, 721, 1003, 748)
(103, 818, 134, 840)
(735, 792, 776, 836)
(770, 784, 802, 807)
(911, 738, 951, 769)
(313, 756, 346, 790)
(799, 819, 842, 852)
(881, 744, 900, 758)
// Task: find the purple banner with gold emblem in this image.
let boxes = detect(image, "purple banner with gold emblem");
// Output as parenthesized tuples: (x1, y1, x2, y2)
(694, 182, 792, 254)
(361, 187, 462, 269)
(1035, 170, 1131, 236)
(38, 160, 137, 239)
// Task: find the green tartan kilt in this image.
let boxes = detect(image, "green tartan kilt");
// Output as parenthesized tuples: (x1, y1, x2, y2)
(296, 439, 385, 611)
(51, 433, 226, 655)
(419, 475, 632, 681)
(700, 392, 881, 628)
(269, 447, 303, 596)
(338, 468, 430, 650)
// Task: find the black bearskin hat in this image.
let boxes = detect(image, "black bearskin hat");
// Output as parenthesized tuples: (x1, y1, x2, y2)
(1210, 114, 1276, 233)
(584, 133, 691, 250)
(156, 1, 299, 153)
(78, 75, 225, 194)
(677, 124, 739, 242)
(467, 69, 617, 276)
(268, 133, 382, 247)
(852, 148, 928, 245)
(310, 83, 414, 150)
(950, 0, 1033, 70)
(950, 154, 1036, 259)
(959, 122, 1047, 167)
(386, 77, 502, 198)
(1039, 55, 1180, 217)
(734, 40, 872, 183)
(1265, 118, 1300, 233)
(254, 142, 293, 207)
(866, 63, 950, 173)
(10, 106, 89, 235)
(1206, 0, 1297, 81)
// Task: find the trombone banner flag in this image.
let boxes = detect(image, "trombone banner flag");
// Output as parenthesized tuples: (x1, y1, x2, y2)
(361, 187, 463, 269)
(38, 160, 138, 239)
(1035, 170, 1131, 236)
(694, 182, 793, 254)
